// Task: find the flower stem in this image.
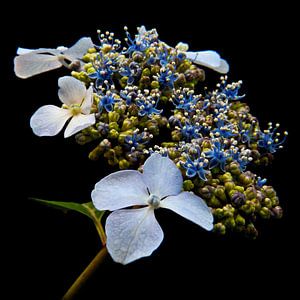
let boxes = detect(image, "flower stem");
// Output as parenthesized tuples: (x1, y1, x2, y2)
(62, 246, 108, 300)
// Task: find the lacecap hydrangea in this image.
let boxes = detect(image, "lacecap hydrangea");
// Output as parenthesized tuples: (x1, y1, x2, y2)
(15, 25, 287, 262)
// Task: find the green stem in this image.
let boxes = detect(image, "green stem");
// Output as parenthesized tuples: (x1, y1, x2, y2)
(62, 246, 108, 300)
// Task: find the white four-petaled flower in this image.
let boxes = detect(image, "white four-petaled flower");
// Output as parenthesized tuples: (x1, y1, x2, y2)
(14, 37, 93, 78)
(92, 153, 213, 265)
(30, 76, 95, 138)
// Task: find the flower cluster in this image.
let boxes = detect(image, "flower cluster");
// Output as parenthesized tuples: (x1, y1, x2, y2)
(15, 25, 287, 247)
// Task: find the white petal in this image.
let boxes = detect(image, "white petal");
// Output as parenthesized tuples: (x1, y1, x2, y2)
(64, 113, 95, 138)
(80, 86, 93, 114)
(64, 37, 94, 60)
(92, 170, 149, 211)
(211, 59, 229, 74)
(16, 47, 61, 55)
(106, 207, 164, 265)
(30, 105, 72, 137)
(185, 50, 221, 68)
(160, 191, 214, 231)
(142, 153, 183, 199)
(58, 76, 87, 105)
(14, 54, 62, 79)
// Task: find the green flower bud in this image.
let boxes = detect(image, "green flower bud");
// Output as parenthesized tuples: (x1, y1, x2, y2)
(108, 111, 120, 123)
(87, 67, 96, 74)
(82, 53, 97, 62)
(151, 81, 160, 89)
(259, 207, 271, 219)
(214, 208, 224, 219)
(84, 63, 93, 71)
(142, 68, 151, 77)
(118, 130, 134, 143)
(228, 162, 241, 176)
(241, 201, 256, 215)
(109, 122, 119, 131)
(183, 180, 194, 191)
(177, 60, 192, 73)
(239, 173, 253, 186)
(224, 217, 236, 229)
(214, 223, 226, 235)
(271, 196, 279, 206)
(88, 146, 102, 161)
(171, 130, 181, 141)
(119, 159, 130, 169)
(208, 195, 222, 208)
(108, 129, 119, 139)
(234, 185, 245, 193)
(151, 65, 160, 75)
(120, 76, 129, 88)
(225, 181, 235, 192)
(88, 47, 96, 53)
(262, 186, 276, 198)
(262, 197, 272, 208)
(219, 172, 233, 183)
(235, 214, 246, 226)
(215, 186, 227, 202)
(223, 204, 235, 218)
(245, 187, 256, 200)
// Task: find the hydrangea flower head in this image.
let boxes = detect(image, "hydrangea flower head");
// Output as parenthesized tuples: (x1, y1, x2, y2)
(92, 153, 213, 264)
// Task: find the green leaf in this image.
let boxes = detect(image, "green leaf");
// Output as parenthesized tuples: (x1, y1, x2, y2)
(31, 198, 98, 220)
(31, 198, 107, 244)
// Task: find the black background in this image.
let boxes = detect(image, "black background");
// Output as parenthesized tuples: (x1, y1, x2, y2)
(2, 2, 298, 299)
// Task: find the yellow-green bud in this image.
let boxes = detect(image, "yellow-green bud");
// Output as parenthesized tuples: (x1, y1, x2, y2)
(84, 63, 93, 71)
(118, 130, 133, 143)
(214, 223, 226, 235)
(208, 195, 221, 208)
(88, 146, 102, 161)
(183, 180, 194, 191)
(142, 68, 151, 77)
(151, 65, 160, 75)
(88, 48, 97, 53)
(224, 217, 235, 228)
(219, 172, 233, 183)
(259, 207, 271, 219)
(224, 181, 235, 192)
(235, 214, 246, 226)
(119, 159, 130, 169)
(108, 129, 119, 139)
(262, 197, 272, 208)
(235, 185, 245, 193)
(108, 111, 120, 123)
(215, 186, 227, 202)
(109, 122, 119, 131)
(151, 80, 160, 89)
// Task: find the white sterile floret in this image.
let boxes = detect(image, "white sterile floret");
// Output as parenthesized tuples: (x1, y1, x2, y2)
(30, 76, 95, 138)
(14, 37, 94, 78)
(91, 153, 213, 265)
